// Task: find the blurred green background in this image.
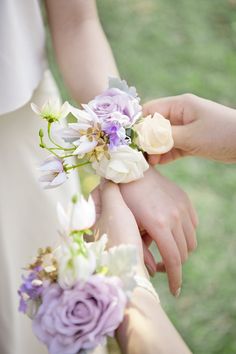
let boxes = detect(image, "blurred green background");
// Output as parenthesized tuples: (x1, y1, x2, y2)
(47, 0, 236, 353)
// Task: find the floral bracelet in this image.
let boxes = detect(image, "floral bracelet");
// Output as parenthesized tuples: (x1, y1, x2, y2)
(31, 77, 173, 187)
(18, 195, 139, 354)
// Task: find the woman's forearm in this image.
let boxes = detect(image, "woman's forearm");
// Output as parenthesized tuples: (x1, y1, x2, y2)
(45, 0, 119, 103)
(116, 287, 192, 354)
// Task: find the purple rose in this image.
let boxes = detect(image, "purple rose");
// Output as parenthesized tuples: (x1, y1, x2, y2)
(86, 87, 142, 128)
(33, 275, 127, 354)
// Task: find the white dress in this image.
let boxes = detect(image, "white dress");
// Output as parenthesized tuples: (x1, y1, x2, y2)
(0, 2, 79, 353)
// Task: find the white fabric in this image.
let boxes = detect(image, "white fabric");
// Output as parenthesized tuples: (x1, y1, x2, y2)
(0, 71, 79, 354)
(0, 0, 47, 115)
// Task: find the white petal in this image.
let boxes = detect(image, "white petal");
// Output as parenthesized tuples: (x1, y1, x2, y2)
(70, 104, 95, 123)
(87, 234, 108, 260)
(60, 101, 70, 119)
(105, 244, 137, 274)
(81, 104, 99, 123)
(31, 102, 41, 115)
(39, 159, 63, 172)
(71, 195, 96, 230)
(57, 203, 70, 235)
(73, 137, 97, 156)
(109, 159, 129, 174)
(38, 173, 55, 183)
(49, 172, 67, 188)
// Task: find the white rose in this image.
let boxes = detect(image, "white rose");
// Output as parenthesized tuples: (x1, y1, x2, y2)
(134, 112, 174, 154)
(92, 145, 149, 183)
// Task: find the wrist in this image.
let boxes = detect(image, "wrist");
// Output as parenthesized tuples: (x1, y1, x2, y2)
(134, 275, 160, 303)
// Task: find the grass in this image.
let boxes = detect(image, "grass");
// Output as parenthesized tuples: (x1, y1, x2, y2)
(47, 1, 236, 353)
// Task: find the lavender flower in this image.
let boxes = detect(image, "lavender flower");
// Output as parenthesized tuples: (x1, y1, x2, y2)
(104, 122, 127, 149)
(39, 156, 67, 189)
(18, 268, 43, 315)
(33, 276, 127, 354)
(85, 82, 142, 130)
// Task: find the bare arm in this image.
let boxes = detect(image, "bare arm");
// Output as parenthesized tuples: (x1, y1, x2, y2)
(95, 182, 192, 354)
(117, 287, 191, 354)
(45, 0, 119, 103)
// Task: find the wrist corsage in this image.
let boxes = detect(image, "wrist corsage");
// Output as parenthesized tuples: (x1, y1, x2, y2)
(32, 77, 173, 187)
(18, 195, 139, 354)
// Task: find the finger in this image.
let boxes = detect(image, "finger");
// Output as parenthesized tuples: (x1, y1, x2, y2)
(145, 226, 182, 296)
(182, 213, 197, 253)
(148, 149, 186, 166)
(144, 96, 191, 156)
(141, 232, 156, 275)
(156, 262, 166, 273)
(188, 203, 199, 228)
(141, 231, 153, 248)
(148, 154, 161, 165)
(143, 97, 176, 120)
(171, 125, 190, 150)
(172, 222, 188, 264)
(143, 96, 185, 125)
(142, 241, 156, 276)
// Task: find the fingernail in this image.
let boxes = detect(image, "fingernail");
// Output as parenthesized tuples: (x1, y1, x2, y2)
(146, 264, 155, 277)
(175, 287, 181, 298)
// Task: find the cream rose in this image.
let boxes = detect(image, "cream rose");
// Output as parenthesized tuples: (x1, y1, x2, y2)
(134, 112, 174, 154)
(92, 145, 149, 183)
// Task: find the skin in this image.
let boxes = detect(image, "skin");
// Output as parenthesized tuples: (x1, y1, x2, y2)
(143, 94, 236, 165)
(45, 0, 119, 103)
(46, 0, 198, 296)
(120, 167, 198, 296)
(95, 182, 192, 354)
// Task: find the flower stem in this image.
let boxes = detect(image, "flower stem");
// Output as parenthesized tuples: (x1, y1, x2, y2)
(39, 134, 61, 158)
(45, 147, 61, 158)
(65, 161, 91, 171)
(60, 153, 76, 159)
(47, 123, 76, 152)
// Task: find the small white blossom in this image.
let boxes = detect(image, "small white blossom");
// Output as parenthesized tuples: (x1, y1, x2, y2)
(57, 195, 96, 235)
(31, 98, 70, 121)
(87, 234, 108, 268)
(54, 239, 96, 288)
(39, 156, 67, 189)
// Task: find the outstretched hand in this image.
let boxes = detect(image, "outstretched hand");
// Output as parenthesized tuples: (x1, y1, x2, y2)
(143, 94, 236, 164)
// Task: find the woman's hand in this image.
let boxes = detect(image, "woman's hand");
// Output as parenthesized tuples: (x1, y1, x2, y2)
(143, 94, 236, 164)
(120, 166, 198, 296)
